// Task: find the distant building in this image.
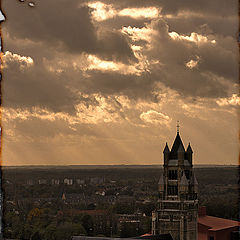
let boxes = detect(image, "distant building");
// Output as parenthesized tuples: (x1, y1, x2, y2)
(90, 177, 104, 185)
(76, 179, 85, 184)
(26, 179, 34, 185)
(152, 129, 198, 240)
(64, 178, 73, 185)
(38, 179, 47, 185)
(62, 193, 85, 203)
(51, 179, 60, 185)
(198, 206, 239, 240)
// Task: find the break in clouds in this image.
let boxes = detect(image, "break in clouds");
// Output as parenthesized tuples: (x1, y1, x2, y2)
(1, 0, 239, 165)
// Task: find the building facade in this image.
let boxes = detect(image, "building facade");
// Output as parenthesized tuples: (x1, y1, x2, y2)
(152, 130, 198, 240)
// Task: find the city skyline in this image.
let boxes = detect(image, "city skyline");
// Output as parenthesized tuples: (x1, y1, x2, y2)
(0, 0, 239, 166)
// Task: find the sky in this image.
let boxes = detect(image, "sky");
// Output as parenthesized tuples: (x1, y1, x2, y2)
(0, 0, 239, 166)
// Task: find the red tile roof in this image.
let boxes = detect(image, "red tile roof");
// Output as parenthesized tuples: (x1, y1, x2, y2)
(140, 233, 152, 237)
(198, 215, 240, 231)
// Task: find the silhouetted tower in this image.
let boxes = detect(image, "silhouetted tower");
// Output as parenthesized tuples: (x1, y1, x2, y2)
(152, 126, 198, 240)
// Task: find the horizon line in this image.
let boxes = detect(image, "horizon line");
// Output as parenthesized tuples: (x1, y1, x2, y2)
(1, 163, 238, 167)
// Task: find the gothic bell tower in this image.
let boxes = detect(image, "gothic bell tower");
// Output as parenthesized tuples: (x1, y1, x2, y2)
(152, 127, 198, 240)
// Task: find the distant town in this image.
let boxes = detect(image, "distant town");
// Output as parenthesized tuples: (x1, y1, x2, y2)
(2, 165, 238, 239)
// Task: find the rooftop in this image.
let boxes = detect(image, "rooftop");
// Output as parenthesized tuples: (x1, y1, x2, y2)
(198, 215, 240, 231)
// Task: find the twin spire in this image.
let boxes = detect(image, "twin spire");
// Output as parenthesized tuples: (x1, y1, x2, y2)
(163, 122, 193, 160)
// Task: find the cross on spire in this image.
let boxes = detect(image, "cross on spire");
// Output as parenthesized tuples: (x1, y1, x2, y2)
(177, 120, 180, 133)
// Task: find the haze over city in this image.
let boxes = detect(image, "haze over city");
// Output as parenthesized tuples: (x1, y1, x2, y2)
(1, 0, 239, 166)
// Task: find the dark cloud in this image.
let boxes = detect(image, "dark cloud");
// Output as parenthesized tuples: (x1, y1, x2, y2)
(3, 1, 97, 52)
(198, 43, 238, 81)
(73, 69, 157, 101)
(97, 30, 137, 63)
(3, 61, 77, 113)
(158, 0, 237, 16)
(167, 16, 238, 38)
(151, 65, 228, 98)
(137, 19, 237, 97)
(98, 16, 148, 30)
(1, 0, 238, 114)
(2, 0, 136, 63)
(3, 55, 102, 113)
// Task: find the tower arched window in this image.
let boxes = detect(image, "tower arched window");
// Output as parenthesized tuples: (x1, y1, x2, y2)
(168, 170, 177, 180)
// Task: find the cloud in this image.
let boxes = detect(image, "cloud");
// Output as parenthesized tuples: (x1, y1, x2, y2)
(3, 0, 135, 64)
(168, 31, 216, 44)
(96, 30, 137, 63)
(3, 51, 34, 70)
(87, 55, 141, 75)
(102, 0, 237, 17)
(2, 89, 238, 165)
(4, 1, 97, 52)
(119, 7, 159, 19)
(88, 1, 117, 21)
(140, 110, 170, 125)
(2, 0, 238, 108)
(2, 56, 79, 113)
(121, 26, 155, 43)
(165, 14, 237, 37)
(0, 9, 5, 22)
(3, 107, 76, 124)
(140, 19, 237, 97)
(185, 56, 200, 69)
(88, 2, 160, 21)
(216, 94, 240, 107)
(1, 0, 238, 166)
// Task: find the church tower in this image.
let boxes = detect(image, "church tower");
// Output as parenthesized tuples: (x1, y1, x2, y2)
(152, 127, 198, 240)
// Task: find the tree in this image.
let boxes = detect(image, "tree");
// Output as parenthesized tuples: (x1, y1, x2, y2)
(31, 231, 42, 240)
(81, 215, 94, 235)
(43, 224, 57, 240)
(120, 222, 136, 238)
(55, 222, 72, 240)
(72, 223, 87, 236)
(87, 203, 96, 210)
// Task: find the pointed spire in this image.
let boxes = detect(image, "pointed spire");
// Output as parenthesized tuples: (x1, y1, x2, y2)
(158, 174, 164, 185)
(177, 143, 185, 153)
(170, 132, 185, 157)
(193, 174, 198, 185)
(192, 174, 198, 193)
(179, 173, 188, 186)
(187, 143, 193, 153)
(158, 174, 164, 192)
(163, 143, 170, 153)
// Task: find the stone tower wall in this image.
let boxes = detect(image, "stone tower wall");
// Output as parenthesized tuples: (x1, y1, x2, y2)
(152, 132, 198, 240)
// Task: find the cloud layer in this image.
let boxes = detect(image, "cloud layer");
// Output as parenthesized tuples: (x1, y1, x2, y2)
(1, 0, 238, 165)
